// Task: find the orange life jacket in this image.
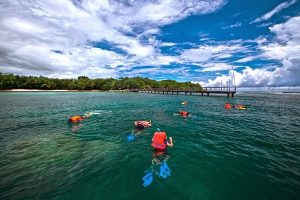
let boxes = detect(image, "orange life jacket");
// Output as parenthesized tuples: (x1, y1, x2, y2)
(180, 111, 188, 116)
(69, 116, 83, 123)
(151, 131, 167, 150)
(225, 103, 232, 109)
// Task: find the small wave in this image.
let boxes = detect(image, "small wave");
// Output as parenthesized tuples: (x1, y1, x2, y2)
(88, 110, 112, 115)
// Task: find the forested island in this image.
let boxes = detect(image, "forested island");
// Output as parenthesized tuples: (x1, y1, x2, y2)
(0, 73, 202, 90)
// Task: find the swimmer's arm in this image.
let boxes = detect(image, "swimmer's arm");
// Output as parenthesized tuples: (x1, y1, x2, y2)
(167, 137, 173, 147)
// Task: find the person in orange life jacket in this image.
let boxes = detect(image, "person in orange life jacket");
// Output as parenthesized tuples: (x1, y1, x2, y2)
(135, 120, 152, 130)
(179, 110, 189, 117)
(68, 115, 83, 123)
(235, 104, 246, 110)
(68, 113, 91, 123)
(224, 102, 232, 110)
(151, 129, 173, 151)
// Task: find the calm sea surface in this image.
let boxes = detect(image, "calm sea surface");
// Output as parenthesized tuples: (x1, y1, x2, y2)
(0, 92, 299, 200)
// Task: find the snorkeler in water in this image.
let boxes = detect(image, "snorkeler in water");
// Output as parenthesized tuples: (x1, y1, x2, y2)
(68, 112, 92, 123)
(179, 110, 189, 117)
(68, 112, 93, 132)
(127, 120, 152, 141)
(134, 120, 152, 130)
(181, 101, 188, 105)
(151, 129, 173, 151)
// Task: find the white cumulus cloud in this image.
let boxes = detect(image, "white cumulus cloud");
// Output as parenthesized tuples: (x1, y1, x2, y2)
(180, 44, 244, 63)
(202, 16, 300, 87)
(0, 0, 226, 78)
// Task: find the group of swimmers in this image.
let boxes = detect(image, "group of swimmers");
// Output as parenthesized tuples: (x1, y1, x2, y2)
(67, 100, 189, 151)
(69, 100, 249, 154)
(67, 113, 174, 187)
(133, 119, 176, 186)
(67, 100, 248, 186)
(139, 101, 192, 186)
(67, 114, 174, 151)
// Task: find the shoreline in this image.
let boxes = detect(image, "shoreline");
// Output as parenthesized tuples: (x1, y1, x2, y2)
(0, 89, 130, 92)
(0, 89, 107, 92)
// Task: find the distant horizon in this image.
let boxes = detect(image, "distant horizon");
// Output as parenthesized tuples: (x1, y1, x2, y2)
(235, 86, 300, 92)
(1, 0, 300, 87)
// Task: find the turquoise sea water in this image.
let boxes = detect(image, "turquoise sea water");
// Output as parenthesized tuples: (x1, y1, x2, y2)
(0, 92, 299, 200)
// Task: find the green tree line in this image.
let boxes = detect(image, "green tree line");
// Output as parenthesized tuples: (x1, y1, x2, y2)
(0, 73, 202, 90)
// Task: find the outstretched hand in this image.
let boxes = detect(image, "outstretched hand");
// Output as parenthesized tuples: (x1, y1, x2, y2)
(168, 137, 174, 147)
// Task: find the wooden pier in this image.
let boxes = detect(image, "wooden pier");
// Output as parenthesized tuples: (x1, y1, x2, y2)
(130, 87, 236, 97)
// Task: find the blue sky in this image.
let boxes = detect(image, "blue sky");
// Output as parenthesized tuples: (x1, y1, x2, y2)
(0, 0, 300, 87)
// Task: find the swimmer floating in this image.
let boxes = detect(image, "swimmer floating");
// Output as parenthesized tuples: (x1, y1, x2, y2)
(134, 120, 152, 130)
(151, 128, 173, 151)
(68, 112, 92, 123)
(181, 101, 188, 105)
(235, 104, 247, 110)
(179, 110, 189, 117)
(224, 102, 232, 110)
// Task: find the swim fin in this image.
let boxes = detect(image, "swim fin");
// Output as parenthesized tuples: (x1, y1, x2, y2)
(127, 133, 135, 141)
(158, 161, 171, 178)
(142, 171, 153, 187)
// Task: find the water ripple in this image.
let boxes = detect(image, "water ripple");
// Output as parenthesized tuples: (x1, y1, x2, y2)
(0, 92, 299, 200)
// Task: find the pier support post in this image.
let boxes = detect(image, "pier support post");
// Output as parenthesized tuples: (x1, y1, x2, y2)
(207, 93, 209, 96)
(227, 93, 229, 98)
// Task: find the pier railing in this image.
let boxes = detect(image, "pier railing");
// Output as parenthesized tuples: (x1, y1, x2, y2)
(130, 87, 236, 92)
(130, 87, 236, 97)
